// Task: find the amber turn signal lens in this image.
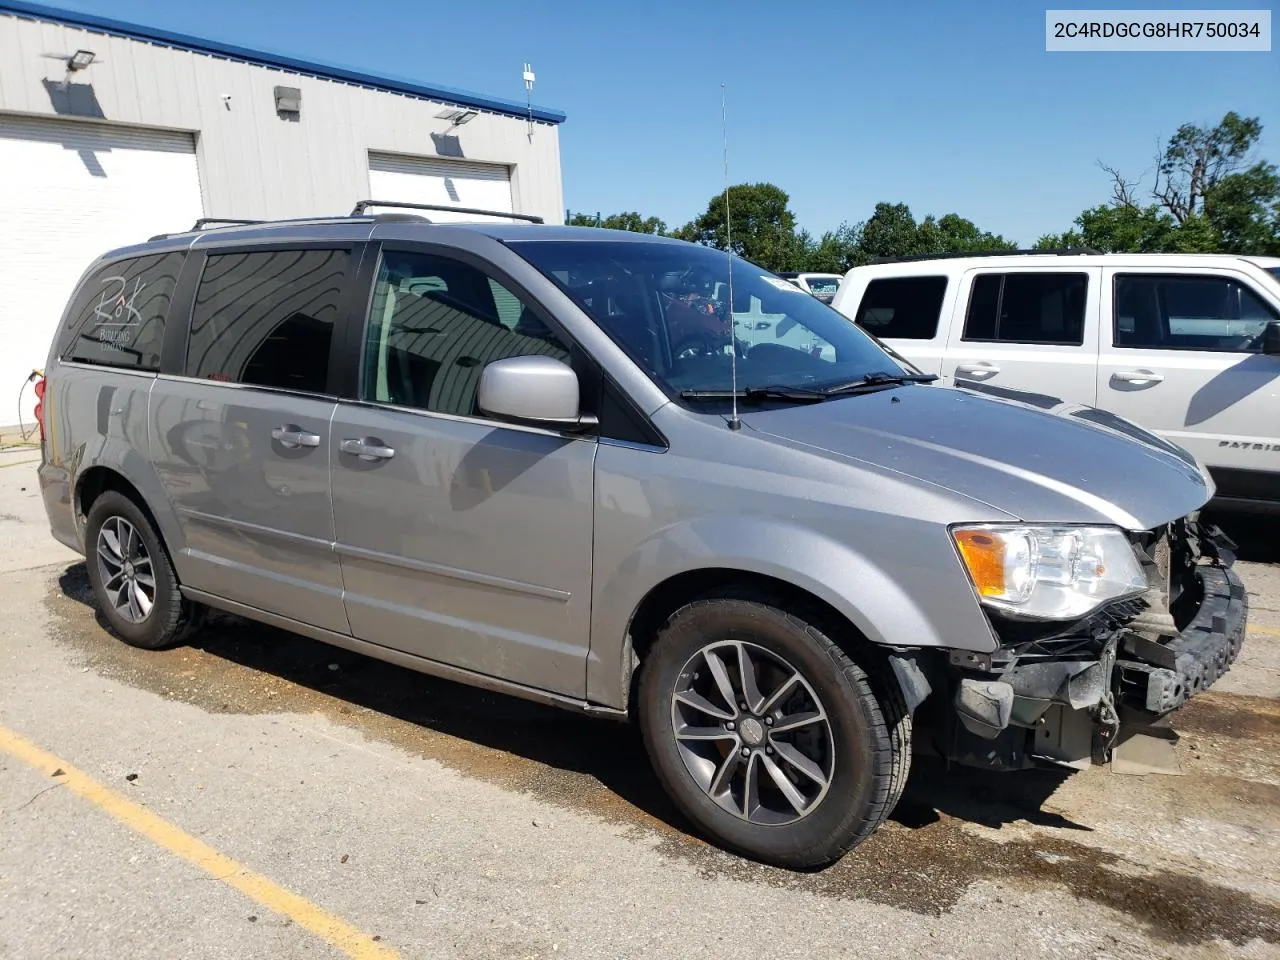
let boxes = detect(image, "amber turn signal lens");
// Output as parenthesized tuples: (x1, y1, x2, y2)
(953, 529, 1006, 597)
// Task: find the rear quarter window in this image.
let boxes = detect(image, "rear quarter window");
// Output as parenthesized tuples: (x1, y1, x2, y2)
(61, 253, 185, 371)
(853, 276, 948, 339)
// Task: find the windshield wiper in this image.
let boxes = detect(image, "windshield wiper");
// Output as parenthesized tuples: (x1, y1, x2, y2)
(679, 385, 827, 403)
(820, 372, 938, 396)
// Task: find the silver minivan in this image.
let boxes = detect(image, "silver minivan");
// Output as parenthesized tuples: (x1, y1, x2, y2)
(38, 210, 1248, 868)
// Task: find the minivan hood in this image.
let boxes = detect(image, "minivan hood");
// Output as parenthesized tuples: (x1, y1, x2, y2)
(742, 384, 1211, 530)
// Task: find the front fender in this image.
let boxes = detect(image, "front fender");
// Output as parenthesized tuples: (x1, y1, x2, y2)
(586, 513, 998, 709)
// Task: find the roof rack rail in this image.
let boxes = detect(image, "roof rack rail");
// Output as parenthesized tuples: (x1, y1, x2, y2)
(148, 216, 272, 241)
(192, 217, 267, 230)
(351, 199, 544, 224)
(870, 247, 1101, 264)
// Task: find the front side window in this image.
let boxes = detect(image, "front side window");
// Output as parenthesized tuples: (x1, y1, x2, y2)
(63, 253, 184, 371)
(1115, 274, 1276, 352)
(962, 273, 1087, 345)
(362, 250, 571, 416)
(506, 240, 905, 397)
(854, 276, 947, 340)
(185, 249, 348, 393)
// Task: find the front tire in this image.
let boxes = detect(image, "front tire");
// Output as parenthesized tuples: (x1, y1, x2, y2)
(638, 595, 909, 869)
(84, 491, 194, 650)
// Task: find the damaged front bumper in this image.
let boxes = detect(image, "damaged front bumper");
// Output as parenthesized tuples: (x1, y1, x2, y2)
(942, 521, 1248, 771)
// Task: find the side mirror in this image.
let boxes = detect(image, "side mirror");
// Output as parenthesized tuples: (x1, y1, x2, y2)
(1264, 320, 1280, 356)
(477, 356, 598, 433)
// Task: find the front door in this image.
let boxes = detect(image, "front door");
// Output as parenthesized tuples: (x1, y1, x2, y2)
(941, 268, 1102, 407)
(330, 245, 596, 698)
(150, 247, 356, 633)
(1095, 268, 1280, 505)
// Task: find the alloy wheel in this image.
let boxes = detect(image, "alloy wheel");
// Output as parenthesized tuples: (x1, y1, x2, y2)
(96, 516, 155, 624)
(670, 640, 835, 825)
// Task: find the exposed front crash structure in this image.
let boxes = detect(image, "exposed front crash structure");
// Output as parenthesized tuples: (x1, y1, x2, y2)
(936, 519, 1247, 771)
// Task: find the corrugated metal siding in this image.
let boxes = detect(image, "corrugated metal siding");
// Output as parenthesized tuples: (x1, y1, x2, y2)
(0, 12, 564, 224)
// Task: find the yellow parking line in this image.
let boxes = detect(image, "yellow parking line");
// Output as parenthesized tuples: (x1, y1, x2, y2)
(1251, 624, 1280, 638)
(0, 725, 399, 960)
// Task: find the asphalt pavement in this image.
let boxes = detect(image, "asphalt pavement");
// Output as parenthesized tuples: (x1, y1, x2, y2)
(1, 436, 1277, 960)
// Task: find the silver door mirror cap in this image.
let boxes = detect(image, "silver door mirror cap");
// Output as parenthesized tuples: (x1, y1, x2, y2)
(478, 355, 598, 433)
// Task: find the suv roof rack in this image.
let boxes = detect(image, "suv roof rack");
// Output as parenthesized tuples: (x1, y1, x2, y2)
(192, 217, 266, 231)
(145, 203, 542, 243)
(350, 199, 544, 223)
(869, 247, 1101, 264)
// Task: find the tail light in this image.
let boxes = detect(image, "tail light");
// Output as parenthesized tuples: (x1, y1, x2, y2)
(33, 376, 47, 442)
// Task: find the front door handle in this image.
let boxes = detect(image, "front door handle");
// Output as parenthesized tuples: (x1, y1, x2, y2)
(954, 361, 1001, 378)
(1112, 369, 1164, 385)
(340, 437, 396, 461)
(271, 425, 321, 448)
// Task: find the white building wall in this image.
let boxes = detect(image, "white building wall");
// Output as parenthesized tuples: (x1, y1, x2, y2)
(0, 10, 565, 225)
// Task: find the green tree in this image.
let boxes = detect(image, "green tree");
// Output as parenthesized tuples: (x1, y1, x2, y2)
(1204, 163, 1280, 255)
(565, 210, 668, 234)
(803, 222, 861, 273)
(1152, 112, 1264, 223)
(852, 202, 1014, 263)
(1067, 111, 1280, 254)
(675, 183, 807, 272)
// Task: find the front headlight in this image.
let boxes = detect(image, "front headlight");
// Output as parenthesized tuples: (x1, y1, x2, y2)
(951, 524, 1147, 621)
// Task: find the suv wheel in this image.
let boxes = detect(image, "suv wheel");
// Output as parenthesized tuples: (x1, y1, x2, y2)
(638, 595, 909, 869)
(85, 491, 197, 650)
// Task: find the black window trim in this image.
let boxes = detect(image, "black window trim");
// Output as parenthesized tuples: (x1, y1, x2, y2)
(167, 240, 369, 398)
(342, 240, 668, 449)
(960, 270, 1090, 347)
(1110, 271, 1280, 353)
(61, 251, 188, 374)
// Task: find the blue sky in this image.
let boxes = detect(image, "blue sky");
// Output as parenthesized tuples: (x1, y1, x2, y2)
(51, 0, 1279, 244)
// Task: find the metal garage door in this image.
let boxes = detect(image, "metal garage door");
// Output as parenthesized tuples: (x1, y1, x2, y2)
(0, 115, 203, 425)
(367, 153, 514, 222)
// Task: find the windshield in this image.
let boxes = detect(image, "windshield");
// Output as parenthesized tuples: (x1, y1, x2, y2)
(508, 241, 907, 397)
(1268, 267, 1280, 284)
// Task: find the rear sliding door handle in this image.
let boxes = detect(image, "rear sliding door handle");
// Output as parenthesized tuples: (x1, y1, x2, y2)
(340, 437, 396, 461)
(1112, 369, 1164, 385)
(271, 425, 321, 448)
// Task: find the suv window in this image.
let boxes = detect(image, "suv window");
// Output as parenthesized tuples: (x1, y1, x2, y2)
(962, 273, 1087, 345)
(1114, 274, 1277, 352)
(63, 253, 184, 371)
(185, 249, 349, 393)
(854, 276, 947, 339)
(362, 250, 571, 417)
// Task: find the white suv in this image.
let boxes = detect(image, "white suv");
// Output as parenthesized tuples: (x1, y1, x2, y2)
(832, 252, 1280, 511)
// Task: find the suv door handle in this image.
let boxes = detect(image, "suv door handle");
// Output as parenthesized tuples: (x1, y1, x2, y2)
(954, 361, 1001, 378)
(271, 425, 321, 448)
(340, 437, 396, 461)
(1112, 369, 1164, 385)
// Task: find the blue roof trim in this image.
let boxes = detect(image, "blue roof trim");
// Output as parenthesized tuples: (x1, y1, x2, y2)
(0, 0, 567, 124)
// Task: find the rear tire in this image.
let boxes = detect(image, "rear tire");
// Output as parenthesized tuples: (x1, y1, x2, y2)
(638, 594, 909, 869)
(84, 491, 197, 650)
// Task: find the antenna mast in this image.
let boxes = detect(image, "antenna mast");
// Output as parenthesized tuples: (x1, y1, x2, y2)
(722, 83, 741, 432)
(523, 63, 536, 141)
